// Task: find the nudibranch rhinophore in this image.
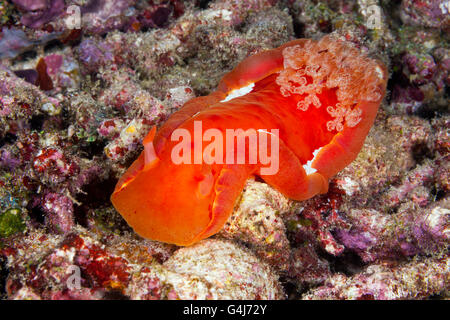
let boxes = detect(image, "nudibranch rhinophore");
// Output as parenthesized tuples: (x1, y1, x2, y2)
(111, 36, 388, 246)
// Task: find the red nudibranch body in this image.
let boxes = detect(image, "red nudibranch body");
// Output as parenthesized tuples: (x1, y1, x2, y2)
(111, 36, 388, 246)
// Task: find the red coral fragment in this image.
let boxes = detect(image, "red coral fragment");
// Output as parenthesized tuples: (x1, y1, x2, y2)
(36, 57, 54, 91)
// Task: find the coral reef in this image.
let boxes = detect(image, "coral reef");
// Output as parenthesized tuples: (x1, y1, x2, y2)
(0, 0, 448, 300)
(2, 229, 282, 299)
(11, 0, 65, 29)
(303, 255, 449, 300)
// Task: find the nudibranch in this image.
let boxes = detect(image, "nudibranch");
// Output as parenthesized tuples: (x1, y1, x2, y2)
(111, 36, 388, 246)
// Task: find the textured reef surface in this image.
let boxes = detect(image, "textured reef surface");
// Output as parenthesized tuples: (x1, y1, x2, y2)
(0, 0, 448, 300)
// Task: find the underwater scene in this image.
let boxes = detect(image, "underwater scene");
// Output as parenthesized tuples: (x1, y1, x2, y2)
(0, 0, 448, 301)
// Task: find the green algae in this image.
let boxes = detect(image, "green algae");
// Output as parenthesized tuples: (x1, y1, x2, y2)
(0, 208, 25, 238)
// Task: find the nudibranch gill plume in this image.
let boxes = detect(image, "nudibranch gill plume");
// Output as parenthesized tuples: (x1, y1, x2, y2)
(111, 36, 388, 246)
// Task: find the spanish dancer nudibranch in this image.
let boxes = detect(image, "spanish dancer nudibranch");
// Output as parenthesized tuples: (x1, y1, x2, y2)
(111, 36, 388, 246)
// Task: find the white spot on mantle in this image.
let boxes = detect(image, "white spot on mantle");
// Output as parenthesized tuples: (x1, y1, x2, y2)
(221, 83, 255, 102)
(303, 147, 323, 175)
(375, 65, 384, 80)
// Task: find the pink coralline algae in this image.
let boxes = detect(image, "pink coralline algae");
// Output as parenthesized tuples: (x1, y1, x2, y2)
(11, 0, 65, 29)
(303, 255, 449, 300)
(289, 182, 350, 257)
(79, 0, 185, 35)
(0, 0, 449, 301)
(32, 148, 79, 184)
(400, 0, 450, 30)
(0, 28, 33, 59)
(3, 231, 133, 298)
(42, 193, 75, 234)
(334, 202, 449, 263)
(43, 53, 80, 90)
(391, 51, 448, 114)
(80, 0, 137, 35)
(77, 39, 115, 74)
(2, 231, 283, 299)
